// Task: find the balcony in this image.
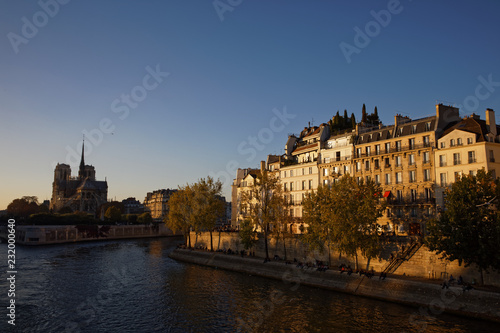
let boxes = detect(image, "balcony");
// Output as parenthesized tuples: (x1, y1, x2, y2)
(468, 158, 477, 164)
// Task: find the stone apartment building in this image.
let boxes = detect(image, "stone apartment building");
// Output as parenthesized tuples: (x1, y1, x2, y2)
(434, 108, 500, 209)
(232, 104, 499, 235)
(143, 189, 177, 220)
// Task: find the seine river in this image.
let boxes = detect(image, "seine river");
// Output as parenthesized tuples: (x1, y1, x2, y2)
(0, 237, 495, 332)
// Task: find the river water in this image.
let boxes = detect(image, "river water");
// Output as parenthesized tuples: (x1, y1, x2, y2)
(0, 237, 495, 332)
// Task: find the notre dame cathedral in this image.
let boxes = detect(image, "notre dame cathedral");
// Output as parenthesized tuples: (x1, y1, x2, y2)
(50, 141, 108, 214)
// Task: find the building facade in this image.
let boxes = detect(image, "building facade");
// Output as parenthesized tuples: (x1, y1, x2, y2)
(50, 142, 108, 215)
(143, 189, 177, 220)
(434, 108, 500, 208)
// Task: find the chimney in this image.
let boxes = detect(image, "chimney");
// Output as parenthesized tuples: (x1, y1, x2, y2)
(435, 104, 461, 139)
(394, 114, 399, 128)
(260, 161, 266, 173)
(486, 108, 497, 138)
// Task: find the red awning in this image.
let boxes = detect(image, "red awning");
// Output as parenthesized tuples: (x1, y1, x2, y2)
(383, 191, 391, 198)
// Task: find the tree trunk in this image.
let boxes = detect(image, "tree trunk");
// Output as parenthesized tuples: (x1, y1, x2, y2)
(187, 230, 191, 248)
(355, 253, 359, 270)
(209, 230, 213, 252)
(264, 228, 269, 260)
(327, 240, 331, 267)
(283, 234, 287, 261)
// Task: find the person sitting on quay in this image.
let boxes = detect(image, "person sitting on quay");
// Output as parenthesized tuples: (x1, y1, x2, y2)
(457, 275, 463, 285)
(449, 274, 455, 285)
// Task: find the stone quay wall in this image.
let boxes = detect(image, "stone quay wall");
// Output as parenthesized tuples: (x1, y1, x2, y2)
(189, 231, 500, 287)
(170, 249, 500, 323)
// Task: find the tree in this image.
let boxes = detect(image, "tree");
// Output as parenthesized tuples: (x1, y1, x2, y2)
(105, 206, 121, 224)
(302, 175, 385, 268)
(191, 177, 225, 251)
(7, 197, 41, 219)
(361, 103, 367, 123)
(239, 219, 258, 250)
(343, 109, 349, 128)
(426, 170, 500, 284)
(271, 184, 294, 260)
(351, 113, 356, 128)
(165, 187, 194, 247)
(137, 212, 153, 225)
(240, 169, 281, 260)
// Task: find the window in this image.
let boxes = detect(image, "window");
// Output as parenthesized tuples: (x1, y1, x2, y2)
(356, 148, 362, 158)
(365, 176, 370, 183)
(490, 150, 495, 162)
(375, 144, 380, 155)
(344, 165, 349, 174)
(375, 174, 380, 184)
(290, 170, 294, 177)
(366, 146, 371, 156)
(396, 172, 402, 184)
(283, 171, 287, 178)
(309, 180, 313, 189)
(411, 125, 417, 134)
(396, 141, 402, 152)
(284, 183, 288, 191)
(395, 156, 402, 167)
(457, 138, 462, 146)
(424, 169, 431, 181)
(423, 135, 430, 147)
(423, 151, 430, 164)
(425, 188, 432, 201)
(425, 122, 431, 131)
(365, 160, 370, 171)
(450, 139, 455, 147)
(323, 179, 329, 186)
(323, 168, 328, 176)
(411, 208, 418, 217)
(336, 151, 341, 161)
(290, 182, 294, 191)
(385, 173, 391, 185)
(440, 173, 447, 187)
(374, 159, 380, 169)
(302, 181, 306, 190)
(468, 151, 476, 164)
(356, 161, 362, 172)
(439, 155, 446, 167)
(396, 190, 403, 202)
(454, 171, 462, 181)
(385, 143, 391, 153)
(356, 177, 362, 184)
(453, 153, 461, 165)
(467, 137, 473, 144)
(309, 167, 312, 174)
(411, 189, 417, 202)
(440, 142, 445, 149)
(408, 154, 415, 166)
(469, 170, 477, 176)
(302, 168, 305, 175)
(409, 138, 415, 149)
(409, 170, 416, 183)
(385, 157, 390, 168)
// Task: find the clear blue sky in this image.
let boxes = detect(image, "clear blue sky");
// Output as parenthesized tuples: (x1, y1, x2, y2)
(1, 0, 500, 210)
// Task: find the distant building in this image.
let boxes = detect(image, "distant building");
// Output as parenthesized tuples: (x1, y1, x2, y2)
(50, 141, 108, 215)
(122, 197, 144, 215)
(143, 189, 177, 220)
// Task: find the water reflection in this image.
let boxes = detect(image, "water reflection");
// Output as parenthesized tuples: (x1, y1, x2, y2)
(0, 238, 495, 333)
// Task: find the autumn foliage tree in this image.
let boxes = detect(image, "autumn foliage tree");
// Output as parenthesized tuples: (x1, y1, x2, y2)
(426, 169, 500, 284)
(302, 175, 385, 267)
(240, 169, 282, 260)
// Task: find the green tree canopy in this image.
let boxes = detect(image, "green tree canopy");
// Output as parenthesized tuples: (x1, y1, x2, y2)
(426, 169, 500, 284)
(105, 206, 122, 223)
(137, 212, 153, 225)
(165, 187, 194, 247)
(7, 197, 41, 218)
(239, 219, 258, 250)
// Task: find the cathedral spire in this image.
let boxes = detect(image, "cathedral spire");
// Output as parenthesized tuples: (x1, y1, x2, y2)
(79, 136, 85, 179)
